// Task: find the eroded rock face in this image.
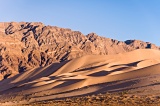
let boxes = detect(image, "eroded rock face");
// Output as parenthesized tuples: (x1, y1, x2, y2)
(0, 22, 159, 80)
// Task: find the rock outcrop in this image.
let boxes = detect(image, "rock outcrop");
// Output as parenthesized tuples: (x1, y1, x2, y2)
(0, 22, 159, 80)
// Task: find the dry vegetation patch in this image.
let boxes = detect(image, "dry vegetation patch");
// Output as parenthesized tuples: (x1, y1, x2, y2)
(24, 92, 160, 106)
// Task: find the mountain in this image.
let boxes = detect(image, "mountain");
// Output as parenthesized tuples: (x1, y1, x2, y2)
(0, 22, 159, 80)
(1, 22, 160, 105)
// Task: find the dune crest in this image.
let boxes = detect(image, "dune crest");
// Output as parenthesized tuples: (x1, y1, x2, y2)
(1, 49, 160, 105)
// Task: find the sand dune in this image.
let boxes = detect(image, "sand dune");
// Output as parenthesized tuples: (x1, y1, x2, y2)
(1, 49, 160, 105)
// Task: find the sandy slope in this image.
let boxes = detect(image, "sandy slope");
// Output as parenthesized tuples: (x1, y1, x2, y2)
(1, 49, 160, 105)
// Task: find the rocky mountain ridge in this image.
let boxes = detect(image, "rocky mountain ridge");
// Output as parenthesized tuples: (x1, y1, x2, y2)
(0, 22, 159, 80)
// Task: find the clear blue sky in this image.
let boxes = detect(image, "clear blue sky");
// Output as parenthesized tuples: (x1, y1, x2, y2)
(0, 0, 160, 45)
